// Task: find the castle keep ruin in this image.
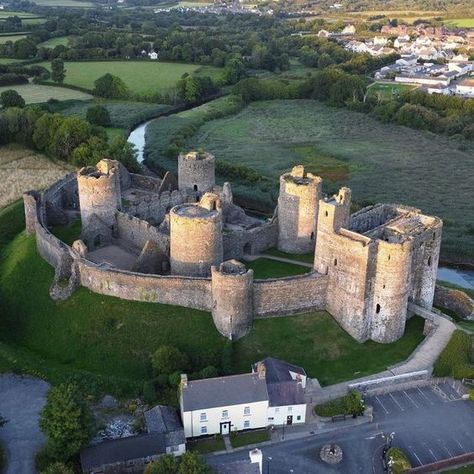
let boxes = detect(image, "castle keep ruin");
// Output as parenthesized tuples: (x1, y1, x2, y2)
(24, 152, 443, 343)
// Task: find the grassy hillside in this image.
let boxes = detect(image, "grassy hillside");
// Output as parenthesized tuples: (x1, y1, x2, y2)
(39, 61, 221, 96)
(184, 99, 473, 262)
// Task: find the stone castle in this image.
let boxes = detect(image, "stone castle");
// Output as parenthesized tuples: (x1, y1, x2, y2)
(24, 150, 443, 344)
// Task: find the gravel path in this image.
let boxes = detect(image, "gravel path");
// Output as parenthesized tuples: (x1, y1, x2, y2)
(0, 374, 49, 474)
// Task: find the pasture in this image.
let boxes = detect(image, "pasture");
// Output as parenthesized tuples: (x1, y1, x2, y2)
(39, 60, 221, 96)
(0, 145, 72, 209)
(0, 83, 92, 104)
(31, 0, 94, 6)
(0, 34, 27, 44)
(184, 99, 474, 261)
(0, 203, 426, 396)
(0, 58, 22, 64)
(39, 36, 71, 48)
(443, 18, 474, 28)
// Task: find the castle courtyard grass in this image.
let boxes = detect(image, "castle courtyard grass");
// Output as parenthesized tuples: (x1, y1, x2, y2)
(0, 203, 426, 395)
(245, 257, 310, 279)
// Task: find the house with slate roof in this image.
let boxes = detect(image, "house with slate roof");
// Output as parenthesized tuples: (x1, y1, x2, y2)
(179, 358, 307, 438)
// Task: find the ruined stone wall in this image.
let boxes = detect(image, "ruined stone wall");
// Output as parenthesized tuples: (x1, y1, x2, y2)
(129, 173, 161, 192)
(253, 272, 328, 317)
(170, 204, 223, 277)
(409, 218, 443, 310)
(277, 167, 322, 254)
(434, 284, 474, 320)
(178, 151, 215, 193)
(350, 204, 399, 234)
(78, 164, 121, 229)
(222, 219, 278, 260)
(211, 262, 254, 340)
(116, 212, 169, 254)
(369, 239, 412, 343)
(23, 191, 39, 235)
(78, 261, 213, 311)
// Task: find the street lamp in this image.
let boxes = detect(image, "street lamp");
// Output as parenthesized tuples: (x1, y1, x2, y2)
(267, 456, 272, 474)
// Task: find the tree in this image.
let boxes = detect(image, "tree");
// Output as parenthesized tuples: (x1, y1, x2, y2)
(86, 105, 110, 126)
(345, 391, 365, 416)
(1, 89, 25, 108)
(51, 116, 93, 161)
(71, 136, 108, 167)
(93, 73, 129, 99)
(144, 454, 179, 474)
(151, 345, 188, 375)
(178, 452, 209, 474)
(108, 136, 140, 172)
(14, 38, 37, 59)
(39, 383, 95, 461)
(51, 58, 66, 84)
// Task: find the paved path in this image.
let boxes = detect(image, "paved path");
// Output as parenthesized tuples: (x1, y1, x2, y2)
(0, 374, 49, 474)
(243, 253, 313, 268)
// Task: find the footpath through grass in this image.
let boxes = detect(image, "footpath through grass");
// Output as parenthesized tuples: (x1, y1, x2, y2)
(245, 257, 310, 279)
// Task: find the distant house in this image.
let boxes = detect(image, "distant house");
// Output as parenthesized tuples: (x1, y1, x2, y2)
(80, 406, 185, 474)
(148, 51, 158, 60)
(180, 358, 307, 438)
(317, 29, 330, 38)
(396, 55, 418, 67)
(341, 24, 356, 35)
(455, 78, 474, 98)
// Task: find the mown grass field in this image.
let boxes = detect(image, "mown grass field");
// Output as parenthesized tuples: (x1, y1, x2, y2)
(31, 0, 94, 6)
(185, 99, 474, 261)
(368, 82, 418, 98)
(0, 203, 426, 394)
(0, 34, 27, 44)
(245, 257, 310, 279)
(0, 144, 72, 209)
(443, 18, 474, 27)
(0, 83, 92, 104)
(0, 58, 23, 64)
(39, 61, 221, 96)
(39, 36, 71, 48)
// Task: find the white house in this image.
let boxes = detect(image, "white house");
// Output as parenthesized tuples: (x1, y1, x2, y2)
(180, 358, 307, 438)
(149, 51, 158, 60)
(455, 78, 474, 98)
(341, 24, 356, 35)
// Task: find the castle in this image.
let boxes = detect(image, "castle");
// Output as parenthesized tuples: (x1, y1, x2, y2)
(24, 150, 442, 344)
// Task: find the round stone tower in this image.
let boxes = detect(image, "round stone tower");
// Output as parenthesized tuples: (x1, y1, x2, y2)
(178, 150, 215, 193)
(277, 165, 322, 254)
(77, 159, 121, 229)
(170, 199, 223, 277)
(211, 260, 254, 340)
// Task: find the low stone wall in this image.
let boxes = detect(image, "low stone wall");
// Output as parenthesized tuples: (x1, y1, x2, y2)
(434, 284, 474, 320)
(254, 272, 328, 317)
(78, 261, 213, 311)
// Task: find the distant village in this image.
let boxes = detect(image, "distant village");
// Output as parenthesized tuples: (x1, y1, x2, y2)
(320, 23, 474, 97)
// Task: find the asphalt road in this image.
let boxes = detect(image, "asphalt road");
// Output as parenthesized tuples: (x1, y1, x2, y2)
(206, 381, 474, 474)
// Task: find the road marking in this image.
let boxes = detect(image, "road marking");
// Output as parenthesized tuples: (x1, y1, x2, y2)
(456, 440, 465, 451)
(389, 392, 404, 411)
(409, 446, 423, 466)
(442, 444, 453, 457)
(416, 387, 432, 403)
(423, 443, 438, 462)
(375, 396, 389, 414)
(403, 390, 419, 408)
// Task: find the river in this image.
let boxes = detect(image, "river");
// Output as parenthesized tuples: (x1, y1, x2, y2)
(127, 121, 474, 292)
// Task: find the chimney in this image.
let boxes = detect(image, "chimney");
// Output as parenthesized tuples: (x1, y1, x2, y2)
(180, 374, 188, 389)
(249, 448, 263, 474)
(256, 362, 266, 380)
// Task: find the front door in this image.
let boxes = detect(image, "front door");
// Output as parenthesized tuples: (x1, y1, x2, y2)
(286, 415, 293, 425)
(220, 422, 231, 435)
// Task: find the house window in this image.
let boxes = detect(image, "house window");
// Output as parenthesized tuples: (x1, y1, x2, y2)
(244, 406, 251, 416)
(200, 412, 207, 422)
(244, 420, 250, 429)
(288, 407, 293, 413)
(275, 408, 280, 413)
(222, 410, 229, 419)
(268, 417, 274, 421)
(297, 416, 301, 421)
(201, 426, 207, 434)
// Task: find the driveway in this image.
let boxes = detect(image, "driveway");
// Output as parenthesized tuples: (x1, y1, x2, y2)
(206, 382, 474, 473)
(0, 374, 49, 474)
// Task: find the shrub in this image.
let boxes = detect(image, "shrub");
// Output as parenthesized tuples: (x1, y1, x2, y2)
(469, 389, 474, 401)
(0, 73, 28, 86)
(151, 345, 188, 375)
(142, 380, 157, 404)
(386, 447, 411, 474)
(1, 90, 25, 108)
(86, 105, 111, 126)
(314, 391, 365, 417)
(40, 461, 75, 474)
(93, 73, 129, 99)
(144, 454, 179, 474)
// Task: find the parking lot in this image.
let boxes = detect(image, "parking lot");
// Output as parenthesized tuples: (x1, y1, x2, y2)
(367, 381, 474, 468)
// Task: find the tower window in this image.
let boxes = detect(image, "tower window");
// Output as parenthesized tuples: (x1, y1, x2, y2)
(311, 232, 314, 240)
(334, 258, 337, 266)
(427, 256, 432, 267)
(388, 255, 391, 261)
(325, 211, 328, 217)
(193, 184, 198, 192)
(433, 233, 436, 240)
(376, 304, 381, 314)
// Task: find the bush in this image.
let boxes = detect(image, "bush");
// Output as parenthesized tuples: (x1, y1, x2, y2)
(433, 330, 474, 378)
(0, 73, 28, 86)
(386, 447, 411, 474)
(142, 380, 157, 404)
(40, 461, 75, 474)
(1, 90, 25, 108)
(86, 105, 110, 126)
(93, 73, 129, 99)
(151, 345, 188, 375)
(314, 391, 365, 417)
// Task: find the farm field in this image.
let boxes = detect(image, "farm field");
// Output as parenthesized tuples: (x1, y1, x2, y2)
(0, 34, 27, 44)
(184, 99, 474, 262)
(0, 83, 92, 104)
(0, 11, 43, 18)
(31, 0, 94, 6)
(443, 18, 474, 28)
(39, 60, 222, 96)
(0, 58, 23, 64)
(39, 36, 71, 48)
(0, 203, 426, 397)
(368, 82, 418, 98)
(0, 145, 72, 209)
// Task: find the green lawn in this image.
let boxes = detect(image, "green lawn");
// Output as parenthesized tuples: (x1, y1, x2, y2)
(182, 99, 474, 262)
(0, 11, 42, 18)
(368, 82, 418, 98)
(39, 61, 222, 96)
(245, 257, 310, 279)
(264, 248, 314, 264)
(32, 0, 94, 6)
(0, 84, 92, 104)
(230, 429, 270, 448)
(0, 34, 27, 44)
(39, 36, 71, 48)
(188, 435, 225, 454)
(443, 18, 474, 27)
(0, 203, 427, 395)
(0, 57, 23, 64)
